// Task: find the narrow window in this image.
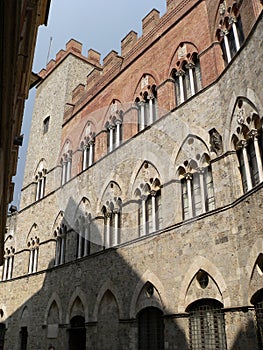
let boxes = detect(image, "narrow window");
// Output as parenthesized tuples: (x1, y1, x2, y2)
(43, 116, 50, 134)
(20, 327, 28, 350)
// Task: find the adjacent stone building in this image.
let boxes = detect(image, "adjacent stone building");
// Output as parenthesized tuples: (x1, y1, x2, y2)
(1, 0, 263, 349)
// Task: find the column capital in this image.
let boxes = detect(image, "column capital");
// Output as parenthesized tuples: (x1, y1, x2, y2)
(88, 139, 95, 146)
(237, 139, 247, 149)
(150, 190, 157, 197)
(186, 62, 195, 70)
(184, 172, 192, 180)
(248, 129, 258, 140)
(176, 69, 185, 77)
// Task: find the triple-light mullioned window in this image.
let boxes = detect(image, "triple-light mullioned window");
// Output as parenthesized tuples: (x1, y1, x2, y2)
(2, 247, 15, 281)
(173, 53, 202, 106)
(180, 163, 215, 220)
(102, 198, 122, 248)
(217, 2, 244, 65)
(232, 102, 263, 193)
(27, 237, 39, 274)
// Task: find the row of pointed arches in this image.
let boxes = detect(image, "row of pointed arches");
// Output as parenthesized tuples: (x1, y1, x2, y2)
(10, 251, 263, 350)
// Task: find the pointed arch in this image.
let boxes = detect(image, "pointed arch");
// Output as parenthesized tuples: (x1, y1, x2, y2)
(130, 270, 167, 318)
(44, 292, 63, 325)
(246, 238, 263, 303)
(93, 280, 124, 321)
(174, 134, 210, 170)
(178, 256, 230, 313)
(20, 305, 31, 327)
(133, 73, 158, 99)
(65, 287, 89, 324)
(51, 211, 65, 234)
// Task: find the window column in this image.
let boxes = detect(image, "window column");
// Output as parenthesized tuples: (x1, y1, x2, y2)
(112, 210, 119, 246)
(115, 120, 122, 148)
(55, 237, 60, 266)
(33, 248, 38, 273)
(88, 140, 94, 166)
(62, 160, 67, 185)
(249, 129, 263, 183)
(66, 157, 72, 182)
(185, 173, 193, 218)
(7, 255, 14, 280)
(176, 70, 185, 104)
(222, 30, 232, 63)
(230, 17, 240, 51)
(151, 191, 157, 233)
(238, 140, 253, 191)
(139, 101, 145, 131)
(108, 125, 114, 152)
(60, 236, 65, 265)
(84, 220, 90, 256)
(36, 177, 41, 200)
(104, 211, 111, 248)
(148, 95, 154, 125)
(186, 63, 196, 97)
(28, 249, 33, 273)
(82, 145, 88, 171)
(141, 196, 147, 236)
(198, 168, 207, 214)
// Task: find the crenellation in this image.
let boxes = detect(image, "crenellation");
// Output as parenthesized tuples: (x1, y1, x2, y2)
(121, 30, 138, 57)
(142, 9, 160, 36)
(2, 2, 263, 350)
(55, 49, 66, 63)
(65, 38, 83, 54)
(102, 50, 123, 74)
(87, 48, 101, 66)
(72, 83, 85, 104)
(46, 59, 56, 72)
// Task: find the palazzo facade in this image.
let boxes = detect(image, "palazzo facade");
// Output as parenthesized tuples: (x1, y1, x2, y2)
(1, 0, 263, 349)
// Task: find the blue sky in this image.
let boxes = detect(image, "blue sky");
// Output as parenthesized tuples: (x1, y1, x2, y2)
(12, 0, 167, 207)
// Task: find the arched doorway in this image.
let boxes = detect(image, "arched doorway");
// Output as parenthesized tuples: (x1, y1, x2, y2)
(68, 316, 86, 350)
(137, 307, 164, 350)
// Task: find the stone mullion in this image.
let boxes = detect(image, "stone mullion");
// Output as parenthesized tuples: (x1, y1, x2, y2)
(185, 173, 193, 218)
(88, 141, 94, 166)
(240, 140, 253, 191)
(251, 130, 263, 182)
(151, 191, 157, 233)
(141, 197, 147, 236)
(231, 19, 240, 51)
(55, 238, 60, 266)
(223, 30, 232, 63)
(82, 146, 88, 171)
